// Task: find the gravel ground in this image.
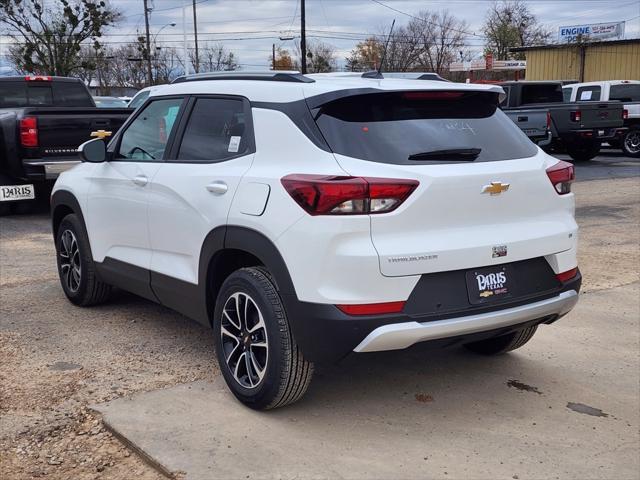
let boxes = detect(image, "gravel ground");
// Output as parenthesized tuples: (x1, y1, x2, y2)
(1, 175, 638, 479)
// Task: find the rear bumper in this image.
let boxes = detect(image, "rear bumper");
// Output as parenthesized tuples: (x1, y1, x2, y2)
(355, 289, 577, 353)
(535, 131, 553, 147)
(22, 159, 80, 180)
(568, 127, 627, 141)
(283, 266, 581, 364)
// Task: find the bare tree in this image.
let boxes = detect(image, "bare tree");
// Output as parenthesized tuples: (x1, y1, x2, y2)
(484, 0, 551, 60)
(412, 11, 470, 74)
(0, 0, 120, 76)
(294, 40, 337, 73)
(193, 43, 238, 72)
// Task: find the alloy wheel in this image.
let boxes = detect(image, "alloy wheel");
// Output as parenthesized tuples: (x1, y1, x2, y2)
(220, 292, 269, 389)
(59, 229, 81, 293)
(624, 131, 640, 154)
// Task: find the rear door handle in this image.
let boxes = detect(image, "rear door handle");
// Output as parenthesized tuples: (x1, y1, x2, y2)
(206, 181, 228, 195)
(133, 174, 148, 187)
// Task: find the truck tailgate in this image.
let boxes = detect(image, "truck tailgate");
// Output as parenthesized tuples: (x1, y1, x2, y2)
(575, 102, 625, 129)
(21, 107, 131, 159)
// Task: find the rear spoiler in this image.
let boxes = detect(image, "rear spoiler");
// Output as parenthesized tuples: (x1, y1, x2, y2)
(362, 72, 450, 82)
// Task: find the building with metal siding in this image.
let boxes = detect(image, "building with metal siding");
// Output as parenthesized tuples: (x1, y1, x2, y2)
(511, 39, 640, 82)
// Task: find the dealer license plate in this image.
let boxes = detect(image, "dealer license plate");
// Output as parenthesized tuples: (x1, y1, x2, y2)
(466, 265, 513, 305)
(0, 184, 35, 202)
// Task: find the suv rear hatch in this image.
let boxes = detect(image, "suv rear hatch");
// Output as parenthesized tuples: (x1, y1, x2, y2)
(310, 89, 577, 277)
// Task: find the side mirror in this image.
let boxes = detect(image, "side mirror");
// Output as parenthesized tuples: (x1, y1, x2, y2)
(78, 138, 106, 163)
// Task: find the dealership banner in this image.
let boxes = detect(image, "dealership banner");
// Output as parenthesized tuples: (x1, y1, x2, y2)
(558, 22, 625, 43)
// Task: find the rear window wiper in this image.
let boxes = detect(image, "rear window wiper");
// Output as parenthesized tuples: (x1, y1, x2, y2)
(408, 148, 481, 161)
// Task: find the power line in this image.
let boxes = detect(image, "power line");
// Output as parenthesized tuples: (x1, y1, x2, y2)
(368, 0, 485, 38)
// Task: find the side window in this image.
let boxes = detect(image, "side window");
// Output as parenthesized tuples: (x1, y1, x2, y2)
(176, 98, 250, 162)
(576, 86, 601, 101)
(129, 90, 150, 109)
(117, 98, 183, 161)
(562, 87, 572, 102)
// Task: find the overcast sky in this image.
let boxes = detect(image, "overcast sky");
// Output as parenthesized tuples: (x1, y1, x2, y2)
(1, 0, 640, 72)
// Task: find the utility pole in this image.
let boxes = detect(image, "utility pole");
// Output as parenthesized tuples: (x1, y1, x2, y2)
(182, 0, 189, 76)
(192, 0, 199, 73)
(300, 0, 307, 74)
(143, 0, 153, 85)
(272, 44, 276, 70)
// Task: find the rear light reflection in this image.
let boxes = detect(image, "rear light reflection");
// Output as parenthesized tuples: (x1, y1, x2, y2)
(336, 301, 406, 316)
(570, 111, 581, 122)
(556, 267, 578, 283)
(546, 160, 574, 195)
(281, 174, 418, 215)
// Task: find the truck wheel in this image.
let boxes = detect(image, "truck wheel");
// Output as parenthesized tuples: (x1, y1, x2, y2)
(213, 267, 314, 410)
(567, 142, 600, 162)
(55, 214, 112, 306)
(622, 129, 640, 158)
(464, 325, 538, 355)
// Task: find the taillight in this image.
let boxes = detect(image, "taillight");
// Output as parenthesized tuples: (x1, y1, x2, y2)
(25, 75, 52, 81)
(281, 174, 418, 215)
(336, 301, 405, 316)
(546, 160, 574, 195)
(623, 109, 628, 120)
(19, 117, 38, 147)
(556, 267, 578, 283)
(546, 111, 551, 130)
(570, 110, 581, 122)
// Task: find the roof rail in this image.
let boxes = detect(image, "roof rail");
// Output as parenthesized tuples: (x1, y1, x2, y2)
(379, 72, 450, 82)
(171, 70, 315, 84)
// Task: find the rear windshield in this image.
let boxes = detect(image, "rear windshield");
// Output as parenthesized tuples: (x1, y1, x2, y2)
(0, 80, 93, 107)
(521, 84, 563, 104)
(610, 84, 640, 102)
(314, 91, 537, 164)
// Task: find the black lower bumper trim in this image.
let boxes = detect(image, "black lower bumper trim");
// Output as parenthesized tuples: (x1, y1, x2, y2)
(283, 267, 581, 364)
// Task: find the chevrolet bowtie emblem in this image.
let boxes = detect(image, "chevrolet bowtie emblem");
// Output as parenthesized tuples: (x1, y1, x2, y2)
(90, 130, 112, 139)
(482, 182, 510, 195)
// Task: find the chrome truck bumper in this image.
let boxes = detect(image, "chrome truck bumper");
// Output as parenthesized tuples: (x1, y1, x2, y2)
(354, 290, 579, 353)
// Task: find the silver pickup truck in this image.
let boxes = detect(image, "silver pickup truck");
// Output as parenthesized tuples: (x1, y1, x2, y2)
(503, 107, 552, 146)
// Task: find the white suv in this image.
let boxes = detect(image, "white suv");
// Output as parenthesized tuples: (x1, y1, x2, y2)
(51, 71, 581, 409)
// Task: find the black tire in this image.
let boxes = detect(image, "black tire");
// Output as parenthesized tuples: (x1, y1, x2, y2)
(566, 141, 600, 162)
(464, 325, 538, 355)
(213, 267, 314, 410)
(55, 214, 111, 306)
(621, 129, 640, 158)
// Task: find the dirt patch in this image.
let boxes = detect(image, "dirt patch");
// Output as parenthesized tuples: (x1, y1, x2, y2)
(415, 393, 434, 403)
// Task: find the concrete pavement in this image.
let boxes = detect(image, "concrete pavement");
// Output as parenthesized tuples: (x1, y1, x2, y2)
(93, 280, 639, 480)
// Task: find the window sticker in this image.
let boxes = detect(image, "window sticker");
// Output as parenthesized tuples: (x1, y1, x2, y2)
(579, 90, 593, 100)
(228, 136, 241, 153)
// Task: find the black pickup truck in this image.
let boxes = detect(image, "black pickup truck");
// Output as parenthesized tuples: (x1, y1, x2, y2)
(499, 81, 626, 161)
(0, 76, 132, 214)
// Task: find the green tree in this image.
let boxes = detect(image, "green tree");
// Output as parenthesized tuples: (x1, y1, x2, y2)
(0, 0, 120, 76)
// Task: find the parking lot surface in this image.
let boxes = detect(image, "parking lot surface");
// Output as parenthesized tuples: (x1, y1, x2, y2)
(1, 154, 639, 479)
